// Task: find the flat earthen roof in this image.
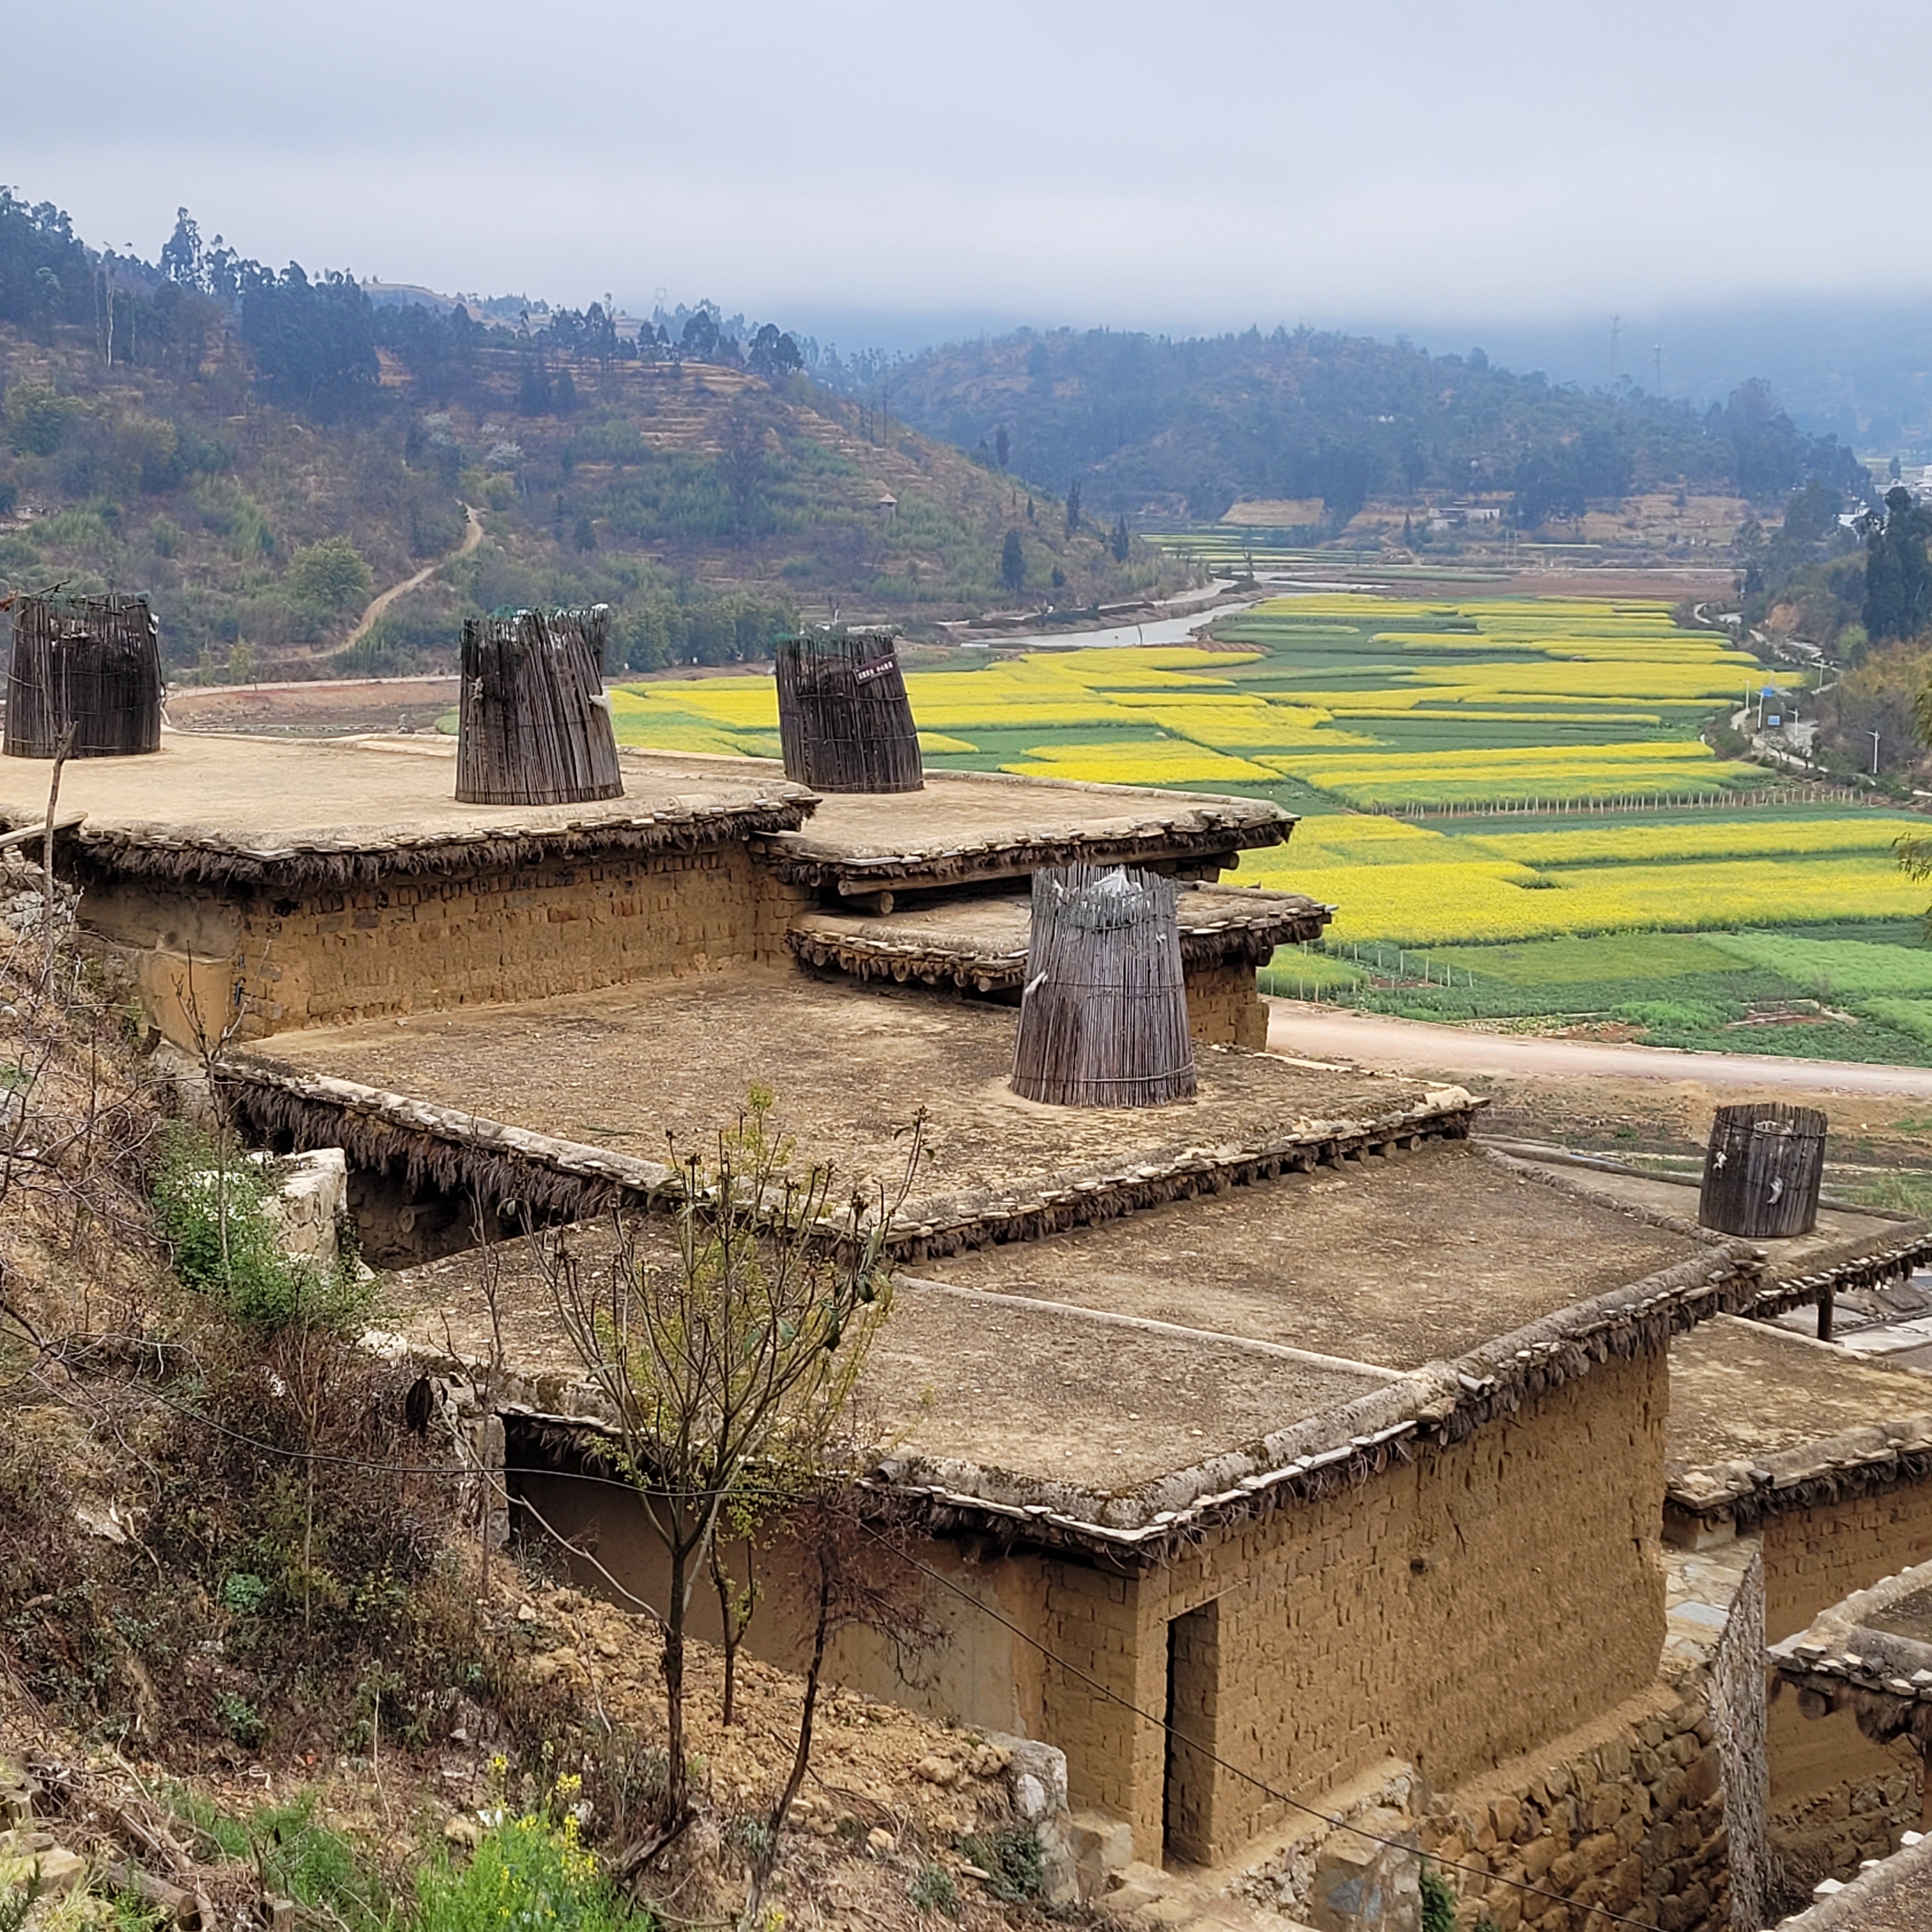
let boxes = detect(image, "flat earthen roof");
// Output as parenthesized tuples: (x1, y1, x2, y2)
(364, 1117, 1766, 1547)
(786, 881, 1328, 990)
(0, 732, 814, 884)
(381, 1233, 1398, 1503)
(1666, 1314, 1932, 1522)
(8, 734, 1292, 892)
(234, 972, 1477, 1259)
(746, 767, 1290, 891)
(1503, 1153, 1932, 1312)
(912, 1140, 1703, 1371)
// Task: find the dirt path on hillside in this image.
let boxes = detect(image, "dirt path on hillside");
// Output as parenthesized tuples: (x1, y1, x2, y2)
(337, 500, 483, 653)
(1265, 999, 1932, 1100)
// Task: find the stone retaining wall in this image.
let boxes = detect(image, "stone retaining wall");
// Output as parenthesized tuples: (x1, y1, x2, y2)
(1418, 1542, 1765, 1932)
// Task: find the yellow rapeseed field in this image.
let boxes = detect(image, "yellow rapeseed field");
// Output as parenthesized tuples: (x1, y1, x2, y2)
(1466, 817, 1919, 866)
(998, 741, 1281, 784)
(595, 601, 1912, 951)
(1243, 844, 1927, 945)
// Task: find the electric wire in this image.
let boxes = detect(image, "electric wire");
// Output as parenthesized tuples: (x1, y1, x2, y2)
(858, 1524, 1671, 1931)
(27, 1353, 1701, 1929)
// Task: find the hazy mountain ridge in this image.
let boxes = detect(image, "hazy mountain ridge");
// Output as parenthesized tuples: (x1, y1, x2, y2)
(884, 325, 1867, 524)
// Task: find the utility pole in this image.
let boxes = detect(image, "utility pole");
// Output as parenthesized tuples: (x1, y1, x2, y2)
(1653, 344, 1663, 395)
(1609, 314, 1621, 383)
(1870, 730, 1882, 776)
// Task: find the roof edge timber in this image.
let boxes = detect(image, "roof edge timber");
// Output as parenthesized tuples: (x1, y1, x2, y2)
(40, 796, 817, 890)
(220, 1056, 1485, 1264)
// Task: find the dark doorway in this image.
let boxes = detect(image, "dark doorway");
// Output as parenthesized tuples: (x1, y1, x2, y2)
(1163, 1598, 1220, 1865)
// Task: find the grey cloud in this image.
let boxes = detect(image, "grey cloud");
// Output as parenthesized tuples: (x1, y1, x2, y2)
(10, 0, 1932, 330)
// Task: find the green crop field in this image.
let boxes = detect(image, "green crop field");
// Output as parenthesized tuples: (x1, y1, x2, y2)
(601, 592, 1932, 1065)
(1261, 924, 1932, 1067)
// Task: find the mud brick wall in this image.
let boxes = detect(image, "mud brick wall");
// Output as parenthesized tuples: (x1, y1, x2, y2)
(1759, 1483, 1932, 1644)
(88, 843, 811, 1041)
(1039, 1349, 1669, 1866)
(1420, 1544, 1765, 1932)
(1181, 960, 1269, 1050)
(1757, 1483, 1932, 1887)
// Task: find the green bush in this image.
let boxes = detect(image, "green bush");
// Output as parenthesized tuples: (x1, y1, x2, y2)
(4, 381, 77, 456)
(286, 536, 374, 614)
(959, 1827, 1043, 1901)
(212, 1689, 263, 1744)
(151, 1126, 367, 1331)
(1420, 1862, 1457, 1932)
(907, 1865, 960, 1919)
(222, 1571, 270, 1614)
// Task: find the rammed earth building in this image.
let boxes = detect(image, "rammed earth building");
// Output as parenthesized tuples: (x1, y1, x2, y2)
(12, 729, 1932, 1931)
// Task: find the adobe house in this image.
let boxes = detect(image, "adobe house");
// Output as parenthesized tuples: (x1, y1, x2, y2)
(1, 733, 1307, 1055)
(1669, 1312, 1932, 1889)
(13, 726, 1932, 1931)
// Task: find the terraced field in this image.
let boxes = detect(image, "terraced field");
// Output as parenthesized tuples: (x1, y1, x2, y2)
(613, 596, 1782, 799)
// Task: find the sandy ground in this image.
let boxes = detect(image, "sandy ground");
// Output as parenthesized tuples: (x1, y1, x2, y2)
(165, 678, 460, 737)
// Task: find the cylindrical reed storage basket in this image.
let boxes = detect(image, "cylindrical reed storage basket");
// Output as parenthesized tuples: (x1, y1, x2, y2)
(1011, 862, 1197, 1108)
(4, 594, 164, 758)
(1698, 1101, 1827, 1238)
(775, 627, 923, 793)
(456, 606, 623, 807)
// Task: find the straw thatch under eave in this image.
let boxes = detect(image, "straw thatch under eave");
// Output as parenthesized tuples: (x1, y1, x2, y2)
(1673, 1430, 1932, 1535)
(785, 885, 1329, 992)
(54, 797, 815, 893)
(438, 1234, 1765, 1569)
(220, 1056, 1489, 1266)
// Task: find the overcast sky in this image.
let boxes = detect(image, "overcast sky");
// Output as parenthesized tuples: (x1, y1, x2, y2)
(12, 0, 1932, 344)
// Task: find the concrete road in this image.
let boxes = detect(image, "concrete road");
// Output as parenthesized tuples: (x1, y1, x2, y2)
(1264, 999, 1932, 1100)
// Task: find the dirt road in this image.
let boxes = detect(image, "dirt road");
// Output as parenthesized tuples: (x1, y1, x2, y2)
(339, 502, 484, 653)
(1265, 1000, 1932, 1100)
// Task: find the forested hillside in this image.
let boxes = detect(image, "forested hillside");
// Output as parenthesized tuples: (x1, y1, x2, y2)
(884, 325, 1868, 525)
(0, 194, 1162, 679)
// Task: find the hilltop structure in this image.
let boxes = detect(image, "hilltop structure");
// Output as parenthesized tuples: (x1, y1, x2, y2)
(7, 723, 1932, 1931)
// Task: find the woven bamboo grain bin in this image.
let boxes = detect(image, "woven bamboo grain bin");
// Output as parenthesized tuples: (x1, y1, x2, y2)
(4, 593, 164, 758)
(775, 627, 923, 793)
(1011, 862, 1197, 1108)
(456, 606, 623, 807)
(1698, 1101, 1827, 1238)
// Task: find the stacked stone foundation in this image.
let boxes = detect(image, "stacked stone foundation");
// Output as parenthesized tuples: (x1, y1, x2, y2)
(1416, 1543, 1765, 1932)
